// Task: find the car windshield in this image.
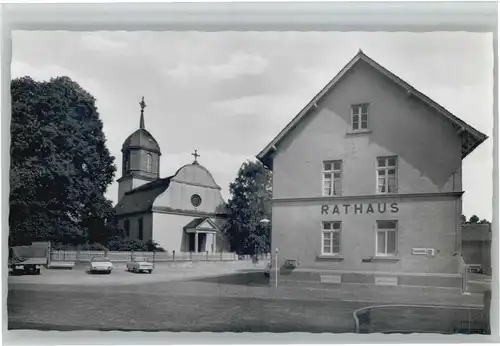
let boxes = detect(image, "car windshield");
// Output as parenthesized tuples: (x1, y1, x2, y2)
(92, 257, 110, 262)
(134, 257, 148, 262)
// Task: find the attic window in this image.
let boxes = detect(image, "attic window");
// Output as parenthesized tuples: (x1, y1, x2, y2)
(351, 103, 369, 131)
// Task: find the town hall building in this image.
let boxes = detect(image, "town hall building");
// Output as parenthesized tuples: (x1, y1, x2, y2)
(115, 98, 230, 253)
(257, 50, 488, 288)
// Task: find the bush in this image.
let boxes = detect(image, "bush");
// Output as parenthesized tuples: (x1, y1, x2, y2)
(107, 239, 165, 252)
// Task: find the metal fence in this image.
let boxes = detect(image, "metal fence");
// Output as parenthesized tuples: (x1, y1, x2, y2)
(50, 250, 271, 263)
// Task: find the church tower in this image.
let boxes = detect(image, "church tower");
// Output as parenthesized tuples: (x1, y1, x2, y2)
(117, 97, 161, 201)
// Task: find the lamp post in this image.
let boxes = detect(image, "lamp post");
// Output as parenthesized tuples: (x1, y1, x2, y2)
(258, 218, 271, 259)
(259, 218, 276, 288)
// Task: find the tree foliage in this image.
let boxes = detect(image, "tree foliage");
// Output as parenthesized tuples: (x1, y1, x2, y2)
(468, 215, 480, 224)
(225, 160, 272, 254)
(9, 76, 116, 246)
(462, 214, 490, 225)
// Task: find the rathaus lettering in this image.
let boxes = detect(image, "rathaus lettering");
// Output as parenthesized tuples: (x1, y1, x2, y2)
(321, 203, 399, 215)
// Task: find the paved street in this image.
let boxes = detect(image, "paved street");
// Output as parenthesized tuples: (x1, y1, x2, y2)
(8, 286, 361, 332)
(8, 260, 267, 286)
(8, 265, 487, 333)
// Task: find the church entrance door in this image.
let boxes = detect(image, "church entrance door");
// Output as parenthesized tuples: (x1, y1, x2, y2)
(188, 233, 195, 252)
(198, 233, 207, 253)
(188, 232, 208, 253)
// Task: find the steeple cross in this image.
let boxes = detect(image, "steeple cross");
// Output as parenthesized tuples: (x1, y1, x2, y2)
(140, 96, 147, 113)
(192, 149, 200, 164)
(139, 96, 146, 129)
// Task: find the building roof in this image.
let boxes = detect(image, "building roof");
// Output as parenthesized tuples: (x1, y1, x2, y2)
(115, 177, 171, 216)
(183, 217, 220, 231)
(115, 162, 224, 216)
(122, 98, 161, 154)
(122, 128, 161, 155)
(184, 217, 207, 229)
(257, 49, 488, 169)
(171, 163, 221, 190)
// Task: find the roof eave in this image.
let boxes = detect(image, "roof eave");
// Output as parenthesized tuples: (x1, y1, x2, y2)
(462, 132, 488, 159)
(256, 148, 275, 171)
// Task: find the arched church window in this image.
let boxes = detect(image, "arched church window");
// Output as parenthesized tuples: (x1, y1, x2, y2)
(146, 153, 153, 173)
(123, 153, 130, 175)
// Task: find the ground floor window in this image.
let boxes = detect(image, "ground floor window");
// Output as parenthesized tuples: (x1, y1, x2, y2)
(376, 220, 398, 256)
(138, 218, 143, 240)
(124, 219, 130, 238)
(322, 221, 341, 255)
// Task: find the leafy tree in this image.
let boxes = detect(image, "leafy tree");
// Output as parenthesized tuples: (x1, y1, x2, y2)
(462, 214, 490, 225)
(468, 215, 480, 224)
(225, 160, 272, 254)
(9, 76, 116, 246)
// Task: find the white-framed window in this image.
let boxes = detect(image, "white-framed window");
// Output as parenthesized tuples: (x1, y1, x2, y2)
(351, 103, 369, 131)
(146, 153, 153, 173)
(376, 220, 398, 256)
(377, 156, 398, 193)
(322, 221, 341, 255)
(323, 160, 342, 196)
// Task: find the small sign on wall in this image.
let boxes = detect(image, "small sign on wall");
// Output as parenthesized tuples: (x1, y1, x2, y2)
(412, 248, 435, 256)
(412, 248, 427, 255)
(374, 276, 398, 286)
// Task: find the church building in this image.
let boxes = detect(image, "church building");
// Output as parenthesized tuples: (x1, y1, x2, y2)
(257, 50, 488, 288)
(115, 98, 230, 253)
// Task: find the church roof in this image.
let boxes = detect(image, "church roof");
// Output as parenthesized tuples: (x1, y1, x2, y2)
(115, 161, 225, 216)
(115, 177, 171, 216)
(115, 151, 227, 216)
(184, 217, 221, 232)
(184, 218, 207, 229)
(122, 97, 161, 154)
(257, 49, 488, 169)
(122, 128, 161, 155)
(171, 163, 221, 190)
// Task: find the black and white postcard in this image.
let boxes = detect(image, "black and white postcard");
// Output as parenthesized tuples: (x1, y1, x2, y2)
(3, 2, 497, 344)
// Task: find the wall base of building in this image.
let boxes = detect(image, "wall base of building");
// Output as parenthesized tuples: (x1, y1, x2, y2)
(274, 268, 462, 289)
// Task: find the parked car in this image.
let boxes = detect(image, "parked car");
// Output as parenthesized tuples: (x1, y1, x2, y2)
(126, 257, 154, 274)
(89, 256, 113, 274)
(8, 243, 49, 275)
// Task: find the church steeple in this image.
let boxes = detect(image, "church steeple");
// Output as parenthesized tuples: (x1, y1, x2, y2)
(139, 96, 146, 129)
(118, 97, 161, 201)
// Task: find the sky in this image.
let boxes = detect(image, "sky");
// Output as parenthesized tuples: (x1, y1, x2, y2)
(11, 31, 494, 221)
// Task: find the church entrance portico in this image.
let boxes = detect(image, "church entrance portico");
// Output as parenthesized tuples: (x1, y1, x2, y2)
(184, 217, 220, 253)
(187, 231, 216, 253)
